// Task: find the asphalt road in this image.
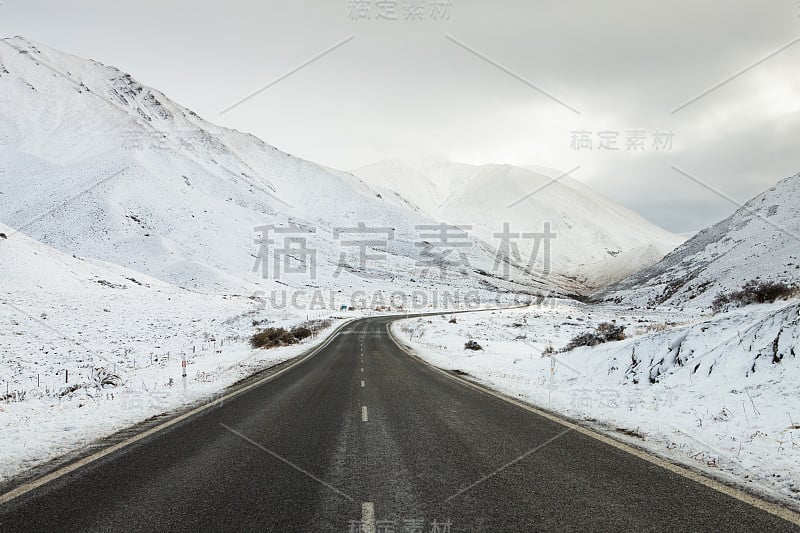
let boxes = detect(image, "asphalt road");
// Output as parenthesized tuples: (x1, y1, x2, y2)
(0, 316, 798, 532)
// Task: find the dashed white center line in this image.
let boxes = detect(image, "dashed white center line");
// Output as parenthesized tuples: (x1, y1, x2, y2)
(362, 502, 376, 533)
(361, 406, 368, 422)
(361, 380, 365, 388)
(361, 367, 364, 372)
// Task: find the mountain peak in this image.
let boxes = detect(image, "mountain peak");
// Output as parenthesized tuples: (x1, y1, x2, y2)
(356, 158, 684, 292)
(0, 38, 558, 297)
(597, 172, 800, 308)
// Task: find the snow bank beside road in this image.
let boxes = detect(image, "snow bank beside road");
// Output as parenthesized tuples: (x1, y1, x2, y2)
(393, 302, 800, 509)
(0, 301, 348, 484)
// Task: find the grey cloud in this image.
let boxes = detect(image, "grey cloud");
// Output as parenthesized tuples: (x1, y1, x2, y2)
(1, 0, 796, 233)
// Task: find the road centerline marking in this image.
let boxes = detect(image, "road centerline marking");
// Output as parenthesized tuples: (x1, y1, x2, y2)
(362, 502, 376, 533)
(361, 380, 365, 388)
(361, 406, 368, 422)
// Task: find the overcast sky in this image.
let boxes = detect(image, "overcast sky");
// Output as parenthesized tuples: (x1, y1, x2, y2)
(2, 0, 798, 233)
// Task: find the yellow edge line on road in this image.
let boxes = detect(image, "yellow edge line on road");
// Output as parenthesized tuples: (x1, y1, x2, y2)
(386, 322, 800, 527)
(0, 318, 357, 507)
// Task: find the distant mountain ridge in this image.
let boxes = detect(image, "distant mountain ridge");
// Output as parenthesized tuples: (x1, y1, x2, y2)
(356, 158, 684, 293)
(0, 36, 554, 300)
(595, 172, 800, 308)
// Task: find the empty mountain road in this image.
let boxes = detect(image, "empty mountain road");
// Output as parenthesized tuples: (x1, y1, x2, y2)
(0, 315, 798, 532)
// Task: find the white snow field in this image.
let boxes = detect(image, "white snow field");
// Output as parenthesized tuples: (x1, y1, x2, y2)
(0, 37, 549, 481)
(356, 158, 684, 293)
(0, 220, 355, 481)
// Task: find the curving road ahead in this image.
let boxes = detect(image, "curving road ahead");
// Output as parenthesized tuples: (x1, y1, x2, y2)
(0, 316, 798, 532)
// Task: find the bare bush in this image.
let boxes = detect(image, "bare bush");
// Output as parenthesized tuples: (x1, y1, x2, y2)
(597, 322, 626, 342)
(711, 280, 797, 313)
(564, 322, 626, 352)
(464, 340, 483, 351)
(0, 390, 26, 402)
(250, 324, 320, 349)
(250, 327, 294, 349)
(92, 367, 122, 388)
(291, 326, 312, 341)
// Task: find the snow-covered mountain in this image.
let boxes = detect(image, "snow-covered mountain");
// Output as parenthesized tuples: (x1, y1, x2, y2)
(596, 173, 800, 309)
(0, 37, 553, 299)
(355, 158, 684, 293)
(0, 216, 350, 481)
(0, 218, 254, 346)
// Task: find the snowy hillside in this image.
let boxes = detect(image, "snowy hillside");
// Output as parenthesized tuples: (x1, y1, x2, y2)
(0, 221, 361, 480)
(355, 158, 684, 293)
(0, 37, 551, 299)
(0, 221, 255, 385)
(0, 36, 573, 480)
(394, 300, 800, 508)
(597, 173, 800, 309)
